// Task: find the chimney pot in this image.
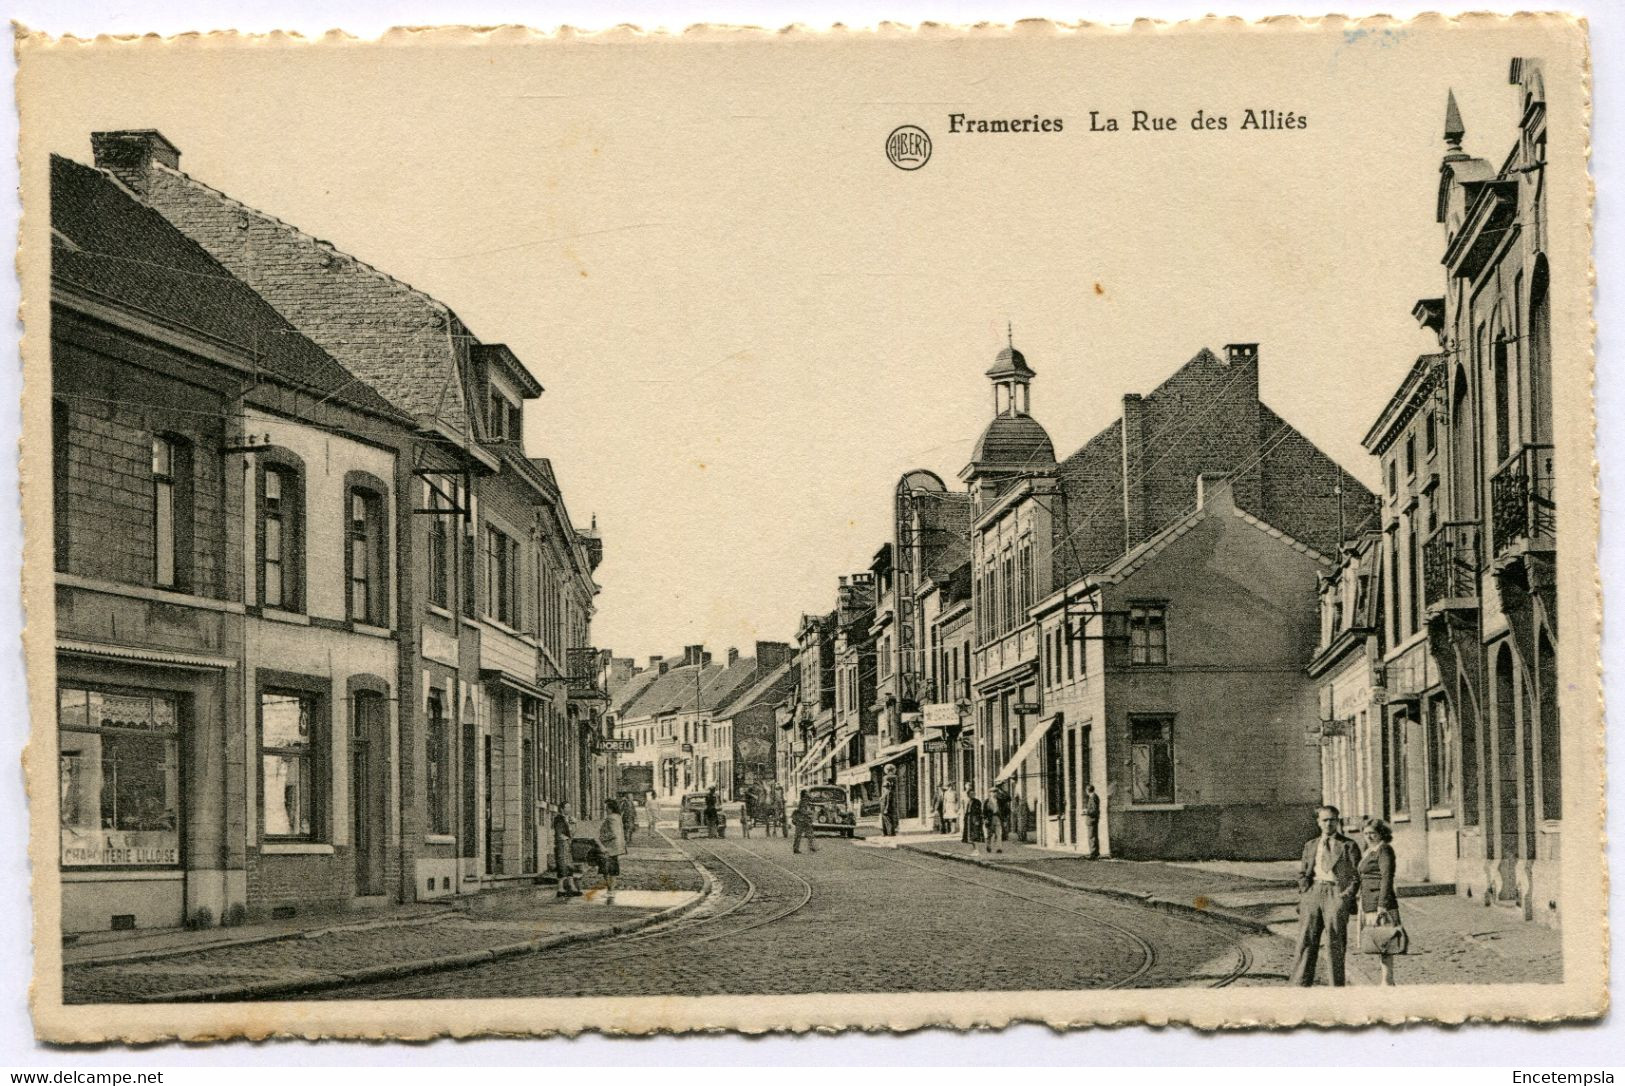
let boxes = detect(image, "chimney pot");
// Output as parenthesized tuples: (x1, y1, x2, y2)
(1197, 472, 1232, 508)
(1224, 343, 1259, 366)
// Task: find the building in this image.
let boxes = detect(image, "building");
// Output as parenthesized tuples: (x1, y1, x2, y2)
(830, 574, 879, 811)
(91, 129, 606, 905)
(708, 643, 795, 802)
(51, 153, 420, 930)
(784, 612, 837, 794)
(1308, 533, 1387, 835)
(1421, 65, 1558, 922)
(962, 336, 1378, 858)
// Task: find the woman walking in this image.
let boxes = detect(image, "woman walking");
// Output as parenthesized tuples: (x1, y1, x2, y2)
(983, 790, 1005, 853)
(1358, 818, 1403, 985)
(963, 786, 985, 854)
(552, 805, 582, 899)
(941, 782, 961, 836)
(599, 799, 628, 905)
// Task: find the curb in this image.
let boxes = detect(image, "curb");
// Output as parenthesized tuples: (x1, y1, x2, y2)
(124, 863, 720, 1003)
(900, 844, 1277, 937)
(64, 906, 467, 969)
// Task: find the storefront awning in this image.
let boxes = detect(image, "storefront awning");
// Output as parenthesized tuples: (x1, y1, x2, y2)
(993, 718, 1055, 783)
(799, 738, 842, 778)
(836, 765, 870, 787)
(792, 734, 834, 777)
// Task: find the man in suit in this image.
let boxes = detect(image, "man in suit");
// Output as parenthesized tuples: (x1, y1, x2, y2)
(1290, 804, 1363, 986)
(1083, 784, 1102, 858)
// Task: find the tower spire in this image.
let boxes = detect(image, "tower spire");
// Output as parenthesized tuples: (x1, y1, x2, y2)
(1444, 89, 1465, 153)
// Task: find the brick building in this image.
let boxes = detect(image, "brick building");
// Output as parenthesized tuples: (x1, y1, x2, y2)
(86, 129, 605, 907)
(962, 337, 1378, 858)
(51, 153, 420, 929)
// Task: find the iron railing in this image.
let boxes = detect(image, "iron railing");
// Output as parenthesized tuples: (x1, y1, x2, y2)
(1491, 443, 1556, 557)
(1423, 521, 1481, 608)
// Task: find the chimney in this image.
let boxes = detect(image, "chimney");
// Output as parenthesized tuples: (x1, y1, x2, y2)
(701, 651, 713, 667)
(658, 659, 670, 675)
(91, 130, 181, 197)
(1224, 343, 1259, 366)
(1197, 472, 1232, 509)
(755, 640, 794, 673)
(648, 655, 663, 670)
(727, 647, 740, 666)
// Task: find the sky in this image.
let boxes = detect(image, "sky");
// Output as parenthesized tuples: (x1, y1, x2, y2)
(25, 20, 1558, 663)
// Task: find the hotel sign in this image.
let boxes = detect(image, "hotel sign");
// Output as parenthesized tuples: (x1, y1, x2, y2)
(922, 702, 959, 728)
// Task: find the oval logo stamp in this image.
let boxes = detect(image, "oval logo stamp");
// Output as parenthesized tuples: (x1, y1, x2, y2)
(886, 124, 932, 170)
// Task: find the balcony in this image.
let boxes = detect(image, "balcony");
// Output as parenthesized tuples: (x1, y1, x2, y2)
(1491, 444, 1555, 560)
(1423, 521, 1481, 613)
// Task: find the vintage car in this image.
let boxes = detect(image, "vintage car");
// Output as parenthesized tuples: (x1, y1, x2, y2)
(801, 784, 857, 837)
(677, 791, 725, 839)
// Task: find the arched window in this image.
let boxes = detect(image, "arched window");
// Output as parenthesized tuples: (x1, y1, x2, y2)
(1493, 335, 1513, 467)
(1451, 366, 1477, 520)
(258, 453, 306, 612)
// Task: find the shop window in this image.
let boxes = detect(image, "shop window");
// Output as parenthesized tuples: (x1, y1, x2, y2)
(262, 690, 322, 840)
(58, 688, 180, 867)
(346, 488, 386, 624)
(1128, 604, 1167, 666)
(259, 463, 304, 611)
(426, 690, 451, 835)
(1130, 715, 1175, 804)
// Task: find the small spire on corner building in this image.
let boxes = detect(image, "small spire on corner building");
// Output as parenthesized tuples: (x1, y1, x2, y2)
(1444, 89, 1465, 153)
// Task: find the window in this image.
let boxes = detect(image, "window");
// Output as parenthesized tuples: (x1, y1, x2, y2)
(1388, 710, 1411, 816)
(1404, 434, 1416, 479)
(1424, 410, 1437, 455)
(1387, 459, 1397, 497)
(346, 489, 384, 624)
(426, 690, 451, 835)
(1406, 517, 1420, 636)
(488, 390, 515, 442)
(259, 465, 302, 611)
(261, 690, 320, 840)
(1065, 620, 1075, 678)
(1129, 604, 1168, 666)
(53, 399, 70, 572)
(484, 524, 519, 626)
(426, 479, 450, 610)
(1387, 530, 1401, 645)
(151, 436, 190, 589)
(58, 687, 180, 867)
(1426, 694, 1455, 810)
(1130, 716, 1175, 804)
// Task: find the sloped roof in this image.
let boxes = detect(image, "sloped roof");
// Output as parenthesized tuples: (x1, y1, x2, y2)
(614, 655, 765, 721)
(716, 661, 795, 719)
(609, 669, 661, 715)
(51, 155, 407, 424)
(1093, 485, 1330, 586)
(135, 156, 476, 437)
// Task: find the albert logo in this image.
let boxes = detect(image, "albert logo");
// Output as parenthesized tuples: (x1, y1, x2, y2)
(886, 125, 932, 170)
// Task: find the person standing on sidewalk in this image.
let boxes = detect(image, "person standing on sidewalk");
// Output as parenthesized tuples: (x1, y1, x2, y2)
(552, 805, 583, 899)
(1358, 818, 1403, 986)
(941, 782, 961, 835)
(995, 783, 1013, 841)
(1083, 784, 1101, 858)
(598, 799, 628, 905)
(983, 790, 1005, 853)
(1289, 805, 1361, 986)
(791, 792, 818, 854)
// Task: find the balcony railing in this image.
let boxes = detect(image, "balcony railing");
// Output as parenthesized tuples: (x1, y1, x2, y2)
(1491, 443, 1555, 558)
(1423, 521, 1481, 610)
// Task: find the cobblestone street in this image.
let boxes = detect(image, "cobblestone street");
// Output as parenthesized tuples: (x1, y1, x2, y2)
(306, 833, 1292, 1000)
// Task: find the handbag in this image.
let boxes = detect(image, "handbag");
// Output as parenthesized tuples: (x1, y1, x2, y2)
(1359, 918, 1409, 955)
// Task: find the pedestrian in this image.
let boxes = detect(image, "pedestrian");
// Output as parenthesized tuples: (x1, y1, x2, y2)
(1357, 818, 1404, 986)
(791, 792, 818, 854)
(1289, 804, 1362, 986)
(995, 783, 1013, 840)
(704, 786, 720, 838)
(621, 795, 638, 846)
(932, 783, 947, 834)
(963, 786, 985, 854)
(1083, 784, 1101, 858)
(880, 769, 899, 837)
(941, 782, 961, 835)
(598, 799, 628, 905)
(983, 789, 1005, 853)
(551, 805, 583, 899)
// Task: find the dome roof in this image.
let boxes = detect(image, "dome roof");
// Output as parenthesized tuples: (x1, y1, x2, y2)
(970, 412, 1056, 468)
(985, 345, 1035, 380)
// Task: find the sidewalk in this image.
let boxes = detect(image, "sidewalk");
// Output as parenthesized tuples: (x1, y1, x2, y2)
(904, 839, 1562, 986)
(62, 832, 709, 1004)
